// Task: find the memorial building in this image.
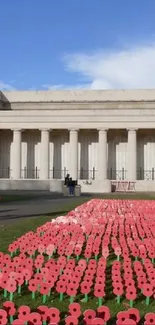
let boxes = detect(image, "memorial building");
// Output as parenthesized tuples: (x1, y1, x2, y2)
(0, 89, 155, 193)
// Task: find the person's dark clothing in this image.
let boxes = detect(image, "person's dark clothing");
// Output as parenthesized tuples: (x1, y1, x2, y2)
(68, 178, 74, 195)
(64, 174, 70, 186)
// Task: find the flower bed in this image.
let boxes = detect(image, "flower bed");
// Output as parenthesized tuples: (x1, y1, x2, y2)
(0, 199, 155, 324)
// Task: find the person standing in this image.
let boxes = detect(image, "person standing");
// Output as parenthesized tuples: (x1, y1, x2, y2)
(64, 173, 70, 186)
(68, 177, 74, 196)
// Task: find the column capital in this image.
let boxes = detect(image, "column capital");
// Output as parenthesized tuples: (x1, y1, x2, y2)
(98, 128, 108, 132)
(69, 128, 79, 132)
(127, 128, 138, 132)
(39, 128, 51, 132)
(11, 128, 22, 132)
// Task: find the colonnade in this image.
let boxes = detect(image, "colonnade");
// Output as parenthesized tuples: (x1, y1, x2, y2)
(11, 128, 137, 180)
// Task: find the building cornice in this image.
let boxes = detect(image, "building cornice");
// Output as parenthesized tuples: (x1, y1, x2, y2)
(1, 89, 155, 104)
(2, 101, 155, 111)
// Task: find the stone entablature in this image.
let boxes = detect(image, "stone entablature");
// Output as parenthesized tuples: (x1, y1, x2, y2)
(0, 89, 155, 130)
(1, 89, 155, 103)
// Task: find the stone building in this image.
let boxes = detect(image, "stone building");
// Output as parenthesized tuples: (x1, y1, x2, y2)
(0, 89, 155, 192)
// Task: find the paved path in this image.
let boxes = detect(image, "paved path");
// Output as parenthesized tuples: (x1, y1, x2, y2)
(0, 194, 90, 226)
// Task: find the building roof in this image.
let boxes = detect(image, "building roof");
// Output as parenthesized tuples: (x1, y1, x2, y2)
(1, 89, 155, 103)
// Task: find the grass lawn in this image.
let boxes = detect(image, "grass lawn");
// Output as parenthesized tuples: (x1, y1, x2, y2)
(0, 194, 38, 203)
(1, 192, 155, 323)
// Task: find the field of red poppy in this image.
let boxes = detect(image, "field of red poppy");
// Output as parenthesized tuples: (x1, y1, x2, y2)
(1, 194, 155, 324)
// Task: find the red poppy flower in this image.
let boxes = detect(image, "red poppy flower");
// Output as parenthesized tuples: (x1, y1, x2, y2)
(46, 244, 55, 256)
(125, 279, 135, 288)
(40, 267, 49, 279)
(0, 309, 8, 325)
(37, 306, 49, 322)
(69, 303, 81, 318)
(65, 316, 78, 325)
(117, 311, 129, 324)
(126, 287, 137, 301)
(94, 284, 105, 298)
(81, 281, 91, 295)
(56, 281, 66, 294)
(48, 307, 60, 324)
(128, 308, 140, 323)
(96, 278, 105, 286)
(38, 244, 45, 254)
(39, 282, 49, 295)
(113, 284, 124, 296)
(142, 283, 153, 297)
(114, 247, 121, 256)
(16, 273, 24, 286)
(12, 320, 25, 325)
(122, 320, 136, 325)
(102, 247, 109, 259)
(84, 250, 92, 259)
(66, 283, 77, 298)
(34, 273, 43, 284)
(28, 279, 37, 293)
(34, 260, 43, 270)
(18, 306, 31, 321)
(97, 306, 110, 322)
(3, 301, 16, 316)
(83, 309, 96, 324)
(144, 313, 155, 325)
(22, 268, 31, 281)
(6, 279, 17, 293)
(46, 276, 54, 289)
(91, 318, 105, 325)
(27, 312, 41, 325)
(74, 246, 82, 257)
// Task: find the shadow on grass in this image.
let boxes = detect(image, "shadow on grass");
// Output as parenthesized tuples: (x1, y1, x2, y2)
(0, 209, 17, 214)
(0, 210, 69, 222)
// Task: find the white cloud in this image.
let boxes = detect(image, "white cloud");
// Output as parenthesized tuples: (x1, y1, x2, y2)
(63, 43, 155, 89)
(0, 81, 15, 91)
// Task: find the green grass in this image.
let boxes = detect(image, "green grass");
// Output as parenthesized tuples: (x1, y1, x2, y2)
(1, 193, 155, 323)
(0, 194, 38, 203)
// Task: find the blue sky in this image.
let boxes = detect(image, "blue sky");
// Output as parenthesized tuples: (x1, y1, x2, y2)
(1, 0, 155, 90)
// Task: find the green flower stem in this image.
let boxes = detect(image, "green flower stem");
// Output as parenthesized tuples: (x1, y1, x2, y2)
(60, 293, 64, 301)
(43, 321, 47, 325)
(70, 296, 74, 303)
(146, 296, 150, 306)
(84, 294, 88, 302)
(116, 295, 120, 304)
(43, 294, 47, 303)
(4, 289, 7, 298)
(98, 298, 103, 306)
(18, 285, 21, 294)
(9, 292, 13, 301)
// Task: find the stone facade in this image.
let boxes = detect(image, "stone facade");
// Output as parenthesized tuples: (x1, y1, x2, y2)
(1, 89, 155, 193)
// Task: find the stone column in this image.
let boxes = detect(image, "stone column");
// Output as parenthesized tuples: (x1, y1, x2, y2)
(127, 129, 137, 180)
(12, 129, 22, 179)
(69, 129, 78, 180)
(40, 129, 50, 179)
(98, 129, 108, 180)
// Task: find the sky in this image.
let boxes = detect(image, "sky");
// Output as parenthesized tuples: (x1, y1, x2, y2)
(1, 0, 155, 91)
